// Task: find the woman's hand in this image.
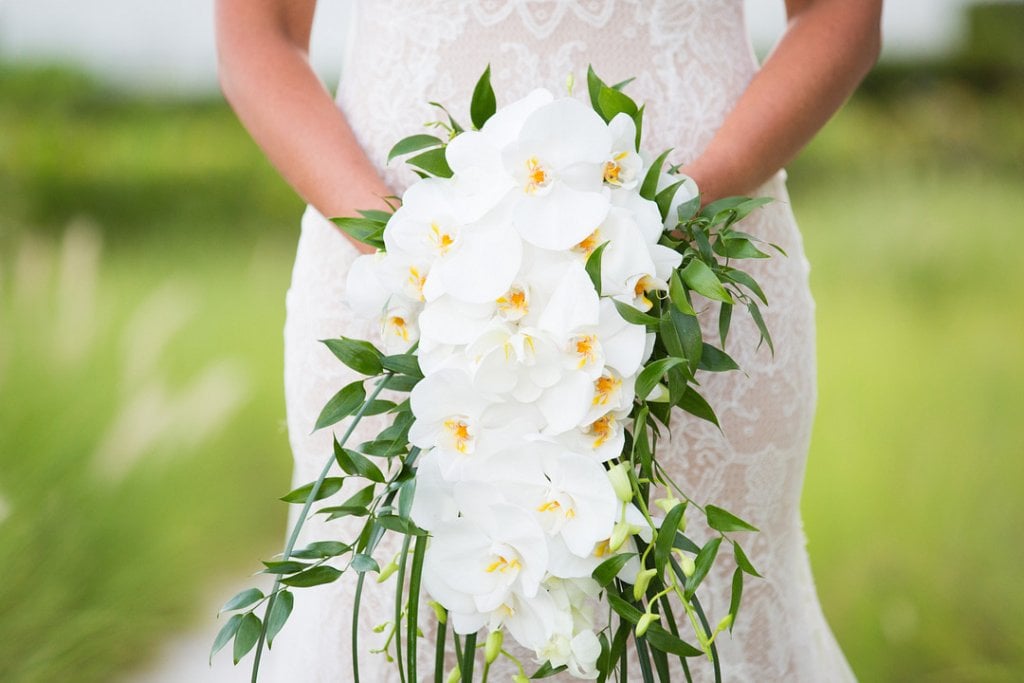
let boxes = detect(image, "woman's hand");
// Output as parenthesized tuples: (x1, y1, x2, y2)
(681, 0, 883, 204)
(215, 0, 391, 254)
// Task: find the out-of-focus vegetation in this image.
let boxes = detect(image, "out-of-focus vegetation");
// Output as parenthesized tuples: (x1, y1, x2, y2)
(1, 23, 1022, 682)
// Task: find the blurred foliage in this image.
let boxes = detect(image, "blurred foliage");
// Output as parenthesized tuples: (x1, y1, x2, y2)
(1, 57, 1023, 682)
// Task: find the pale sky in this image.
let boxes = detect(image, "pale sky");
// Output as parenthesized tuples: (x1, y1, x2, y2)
(0, 0, 993, 94)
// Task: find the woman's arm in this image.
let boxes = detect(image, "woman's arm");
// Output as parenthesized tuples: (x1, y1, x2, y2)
(215, 0, 391, 253)
(682, 0, 883, 204)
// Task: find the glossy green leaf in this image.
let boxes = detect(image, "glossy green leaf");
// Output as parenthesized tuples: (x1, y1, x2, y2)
(375, 514, 427, 536)
(232, 612, 262, 664)
(335, 443, 385, 483)
(613, 299, 660, 327)
(697, 343, 739, 373)
(655, 179, 685, 223)
(281, 565, 342, 588)
(356, 208, 392, 223)
(387, 134, 444, 163)
(655, 503, 687, 576)
(639, 148, 672, 202)
(280, 477, 345, 504)
(586, 65, 608, 116)
(747, 301, 774, 355)
(383, 373, 419, 392)
(598, 85, 638, 122)
(381, 353, 423, 378)
(470, 64, 497, 130)
(209, 613, 242, 664)
(406, 147, 453, 178)
(358, 438, 407, 457)
(636, 357, 686, 402)
(260, 560, 309, 575)
(608, 593, 645, 625)
(351, 553, 380, 574)
(680, 258, 733, 304)
(592, 552, 637, 587)
(644, 624, 704, 658)
(585, 241, 609, 294)
(684, 537, 722, 598)
(713, 236, 769, 259)
(290, 541, 350, 560)
(313, 380, 366, 431)
(330, 217, 384, 250)
(266, 590, 294, 647)
(718, 301, 733, 347)
(676, 387, 720, 428)
(720, 267, 768, 305)
(706, 505, 759, 533)
(531, 662, 570, 678)
(219, 587, 263, 614)
(733, 542, 762, 577)
(321, 337, 384, 376)
(728, 567, 743, 632)
(669, 270, 696, 315)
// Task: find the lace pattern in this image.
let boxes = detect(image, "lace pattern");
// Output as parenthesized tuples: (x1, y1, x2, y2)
(264, 2, 856, 680)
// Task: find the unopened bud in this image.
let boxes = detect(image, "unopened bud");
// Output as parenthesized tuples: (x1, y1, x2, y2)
(513, 675, 530, 683)
(485, 629, 503, 664)
(608, 463, 633, 502)
(566, 72, 576, 95)
(376, 557, 399, 583)
(680, 555, 696, 578)
(609, 520, 632, 552)
(716, 614, 733, 633)
(633, 568, 657, 601)
(428, 600, 447, 625)
(636, 612, 660, 637)
(446, 666, 461, 683)
(654, 494, 680, 515)
(646, 382, 670, 403)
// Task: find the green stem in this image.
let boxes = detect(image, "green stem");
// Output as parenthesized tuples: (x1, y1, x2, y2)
(407, 534, 427, 682)
(249, 373, 393, 683)
(460, 632, 477, 683)
(394, 535, 412, 683)
(353, 571, 366, 683)
(433, 610, 447, 682)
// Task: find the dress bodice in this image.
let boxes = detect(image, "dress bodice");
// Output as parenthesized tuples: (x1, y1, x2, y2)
(337, 0, 759, 195)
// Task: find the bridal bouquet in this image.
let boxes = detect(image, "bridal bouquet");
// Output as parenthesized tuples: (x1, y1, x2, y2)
(214, 66, 777, 683)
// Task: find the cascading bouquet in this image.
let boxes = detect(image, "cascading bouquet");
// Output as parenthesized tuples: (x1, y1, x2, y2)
(213, 66, 779, 683)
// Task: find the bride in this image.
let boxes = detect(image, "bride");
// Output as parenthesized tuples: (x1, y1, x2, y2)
(215, 1, 881, 680)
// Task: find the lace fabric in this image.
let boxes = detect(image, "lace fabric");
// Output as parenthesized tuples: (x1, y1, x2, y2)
(265, 2, 856, 680)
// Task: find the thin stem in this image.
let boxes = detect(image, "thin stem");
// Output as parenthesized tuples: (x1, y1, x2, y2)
(353, 571, 367, 683)
(460, 632, 477, 683)
(407, 534, 427, 682)
(433, 610, 448, 682)
(393, 535, 412, 683)
(250, 373, 393, 683)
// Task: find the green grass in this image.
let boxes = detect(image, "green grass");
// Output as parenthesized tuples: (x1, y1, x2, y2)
(1, 64, 1022, 681)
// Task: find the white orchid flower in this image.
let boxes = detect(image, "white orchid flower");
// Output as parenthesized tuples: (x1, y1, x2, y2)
(379, 301, 420, 355)
(344, 251, 389, 319)
(408, 449, 457, 532)
(422, 484, 549, 620)
(408, 368, 494, 461)
(556, 411, 627, 464)
(603, 113, 644, 192)
(656, 170, 700, 231)
(468, 323, 564, 402)
(585, 367, 636, 425)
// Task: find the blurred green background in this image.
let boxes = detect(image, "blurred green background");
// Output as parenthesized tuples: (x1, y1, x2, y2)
(1, 4, 1023, 682)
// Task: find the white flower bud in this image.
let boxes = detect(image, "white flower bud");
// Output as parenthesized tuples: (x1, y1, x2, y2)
(607, 463, 633, 502)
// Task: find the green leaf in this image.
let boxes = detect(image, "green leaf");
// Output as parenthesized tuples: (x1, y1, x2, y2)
(219, 587, 264, 614)
(330, 217, 384, 250)
(381, 353, 423, 377)
(356, 208, 392, 223)
(387, 134, 444, 163)
(260, 560, 310, 575)
(584, 241, 609, 295)
(291, 541, 351, 559)
(266, 590, 294, 647)
(375, 514, 427, 535)
(281, 565, 342, 588)
(644, 624, 704, 658)
(608, 593, 645, 625)
(586, 65, 608, 116)
(632, 104, 644, 151)
(209, 613, 242, 664)
(713, 236, 769, 259)
(406, 147, 453, 178)
(232, 612, 262, 664)
(706, 505, 759, 533)
(598, 85, 638, 122)
(592, 553, 637, 587)
(684, 537, 722, 598)
(313, 380, 366, 431)
(335, 443, 385, 483)
(613, 299, 660, 328)
(676, 387, 720, 428)
(675, 192, 702, 223)
(470, 64, 497, 130)
(669, 270, 696, 315)
(720, 267, 768, 305)
(428, 100, 464, 134)
(697, 343, 739, 373)
(351, 553, 380, 574)
(668, 307, 703, 372)
(636, 357, 686, 401)
(728, 567, 743, 632)
(358, 438, 408, 457)
(530, 662, 569, 678)
(718, 301, 733, 347)
(655, 503, 687, 576)
(655, 179, 685, 223)
(679, 258, 733, 304)
(383, 373, 420, 392)
(398, 477, 417, 520)
(639, 148, 672, 202)
(321, 337, 384, 376)
(746, 301, 774, 355)
(361, 399, 397, 416)
(733, 542, 762, 577)
(280, 477, 345, 504)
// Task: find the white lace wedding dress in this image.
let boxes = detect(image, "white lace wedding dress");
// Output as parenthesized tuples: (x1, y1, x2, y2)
(266, 1, 856, 681)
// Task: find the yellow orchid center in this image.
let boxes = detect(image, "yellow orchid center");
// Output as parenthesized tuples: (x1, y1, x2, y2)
(536, 499, 576, 519)
(496, 286, 529, 319)
(442, 418, 472, 454)
(429, 222, 455, 254)
(524, 156, 551, 194)
(386, 315, 410, 341)
(485, 555, 522, 573)
(634, 275, 658, 311)
(407, 266, 426, 301)
(603, 152, 628, 185)
(574, 334, 599, 369)
(593, 373, 622, 406)
(590, 415, 615, 448)
(574, 228, 602, 256)
(594, 539, 612, 558)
